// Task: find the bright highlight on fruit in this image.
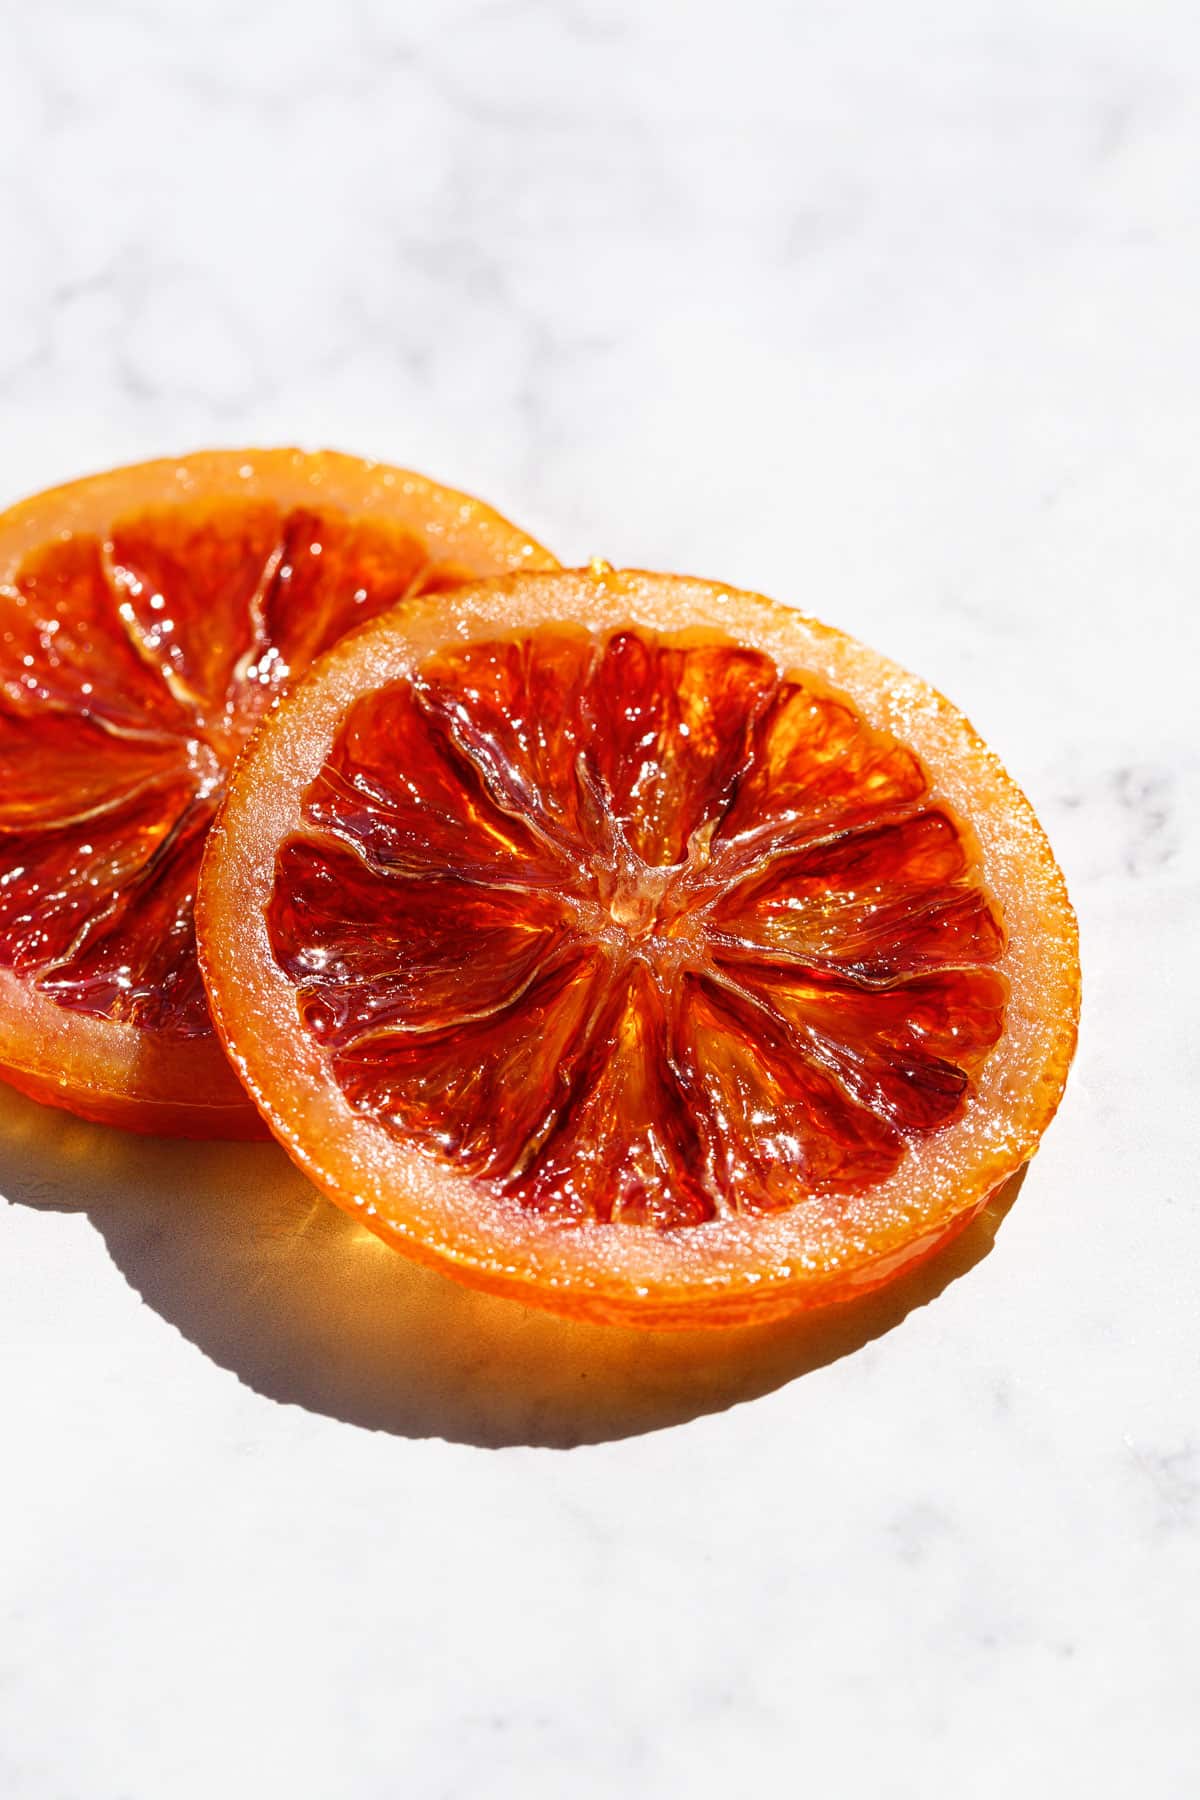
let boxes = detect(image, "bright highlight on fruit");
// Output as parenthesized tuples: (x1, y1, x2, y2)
(200, 568, 1079, 1327)
(0, 451, 555, 1135)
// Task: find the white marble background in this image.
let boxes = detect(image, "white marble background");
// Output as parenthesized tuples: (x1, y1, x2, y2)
(1, 2, 1197, 1795)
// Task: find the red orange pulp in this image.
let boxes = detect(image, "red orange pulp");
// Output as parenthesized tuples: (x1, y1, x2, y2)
(200, 567, 1079, 1325)
(0, 450, 555, 1135)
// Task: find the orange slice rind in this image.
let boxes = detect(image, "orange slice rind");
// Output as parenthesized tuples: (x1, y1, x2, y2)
(199, 567, 1079, 1325)
(0, 449, 555, 1135)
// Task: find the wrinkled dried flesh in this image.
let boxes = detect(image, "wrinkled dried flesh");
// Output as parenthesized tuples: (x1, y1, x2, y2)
(0, 501, 441, 1035)
(270, 626, 1008, 1224)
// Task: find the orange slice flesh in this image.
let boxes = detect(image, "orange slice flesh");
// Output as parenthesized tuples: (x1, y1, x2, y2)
(199, 568, 1079, 1324)
(0, 450, 555, 1136)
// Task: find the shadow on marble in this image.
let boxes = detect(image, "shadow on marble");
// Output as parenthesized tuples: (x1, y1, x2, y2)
(1, 1081, 1024, 1449)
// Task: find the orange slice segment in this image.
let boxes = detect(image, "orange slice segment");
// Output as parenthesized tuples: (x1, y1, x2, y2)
(0, 450, 556, 1135)
(199, 568, 1079, 1323)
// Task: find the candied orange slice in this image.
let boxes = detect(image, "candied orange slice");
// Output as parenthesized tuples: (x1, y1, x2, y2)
(0, 450, 555, 1135)
(200, 568, 1079, 1323)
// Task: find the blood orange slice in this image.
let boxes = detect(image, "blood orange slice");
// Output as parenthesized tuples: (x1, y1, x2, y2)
(199, 567, 1079, 1323)
(0, 450, 555, 1136)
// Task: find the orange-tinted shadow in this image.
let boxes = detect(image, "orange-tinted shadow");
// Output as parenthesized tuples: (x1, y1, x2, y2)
(0, 1080, 1024, 1448)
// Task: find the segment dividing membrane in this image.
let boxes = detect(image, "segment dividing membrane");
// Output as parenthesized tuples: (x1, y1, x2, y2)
(268, 625, 1009, 1226)
(0, 500, 460, 1037)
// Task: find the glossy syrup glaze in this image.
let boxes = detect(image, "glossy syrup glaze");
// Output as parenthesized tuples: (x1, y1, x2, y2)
(0, 500, 467, 1036)
(269, 626, 1009, 1223)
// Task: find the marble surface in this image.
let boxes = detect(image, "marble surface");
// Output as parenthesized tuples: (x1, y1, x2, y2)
(1, 3, 1197, 1795)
